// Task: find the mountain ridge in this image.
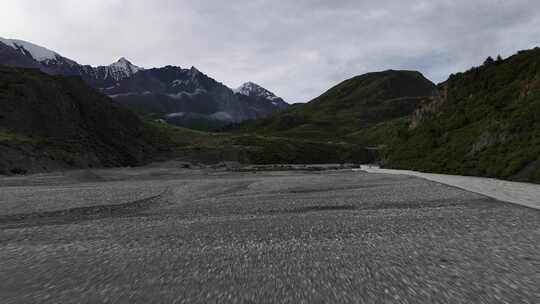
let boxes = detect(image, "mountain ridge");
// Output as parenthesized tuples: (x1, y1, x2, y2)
(0, 37, 287, 129)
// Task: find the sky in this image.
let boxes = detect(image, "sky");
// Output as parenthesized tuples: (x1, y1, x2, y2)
(1, 0, 540, 103)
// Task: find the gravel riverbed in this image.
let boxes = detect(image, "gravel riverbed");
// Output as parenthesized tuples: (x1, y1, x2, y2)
(1, 167, 539, 303)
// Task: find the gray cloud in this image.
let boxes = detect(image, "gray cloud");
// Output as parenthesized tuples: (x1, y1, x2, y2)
(1, 0, 539, 102)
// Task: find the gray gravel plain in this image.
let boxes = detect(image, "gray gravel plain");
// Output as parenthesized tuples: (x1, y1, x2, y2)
(1, 167, 539, 303)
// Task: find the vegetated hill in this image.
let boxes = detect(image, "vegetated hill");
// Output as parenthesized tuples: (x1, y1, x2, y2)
(0, 37, 288, 130)
(235, 70, 437, 140)
(0, 66, 172, 174)
(384, 48, 540, 183)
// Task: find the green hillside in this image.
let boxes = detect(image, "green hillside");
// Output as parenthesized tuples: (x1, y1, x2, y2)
(150, 122, 375, 165)
(384, 48, 540, 183)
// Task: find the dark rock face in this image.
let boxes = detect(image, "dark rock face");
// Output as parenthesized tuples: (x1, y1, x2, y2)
(0, 38, 288, 130)
(409, 84, 447, 129)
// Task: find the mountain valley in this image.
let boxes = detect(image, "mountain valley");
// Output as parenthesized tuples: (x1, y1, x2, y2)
(1, 37, 540, 183)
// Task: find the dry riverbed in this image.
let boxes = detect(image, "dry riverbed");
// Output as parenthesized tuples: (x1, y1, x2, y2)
(1, 165, 539, 303)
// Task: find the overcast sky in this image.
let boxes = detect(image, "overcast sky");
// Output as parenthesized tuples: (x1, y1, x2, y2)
(1, 0, 540, 102)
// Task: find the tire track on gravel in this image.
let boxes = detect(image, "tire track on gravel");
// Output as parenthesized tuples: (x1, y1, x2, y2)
(0, 189, 171, 229)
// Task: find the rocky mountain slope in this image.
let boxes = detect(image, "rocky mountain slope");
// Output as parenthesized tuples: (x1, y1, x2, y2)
(105, 66, 288, 130)
(0, 37, 287, 130)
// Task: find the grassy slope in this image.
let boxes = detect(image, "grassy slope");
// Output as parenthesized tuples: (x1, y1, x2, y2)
(385, 48, 540, 183)
(149, 122, 375, 165)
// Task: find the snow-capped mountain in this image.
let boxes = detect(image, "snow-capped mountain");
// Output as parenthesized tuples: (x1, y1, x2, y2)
(0, 37, 141, 86)
(235, 82, 278, 100)
(104, 65, 286, 127)
(97, 57, 143, 82)
(0, 37, 288, 130)
(0, 37, 78, 71)
(235, 82, 288, 108)
(0, 37, 65, 63)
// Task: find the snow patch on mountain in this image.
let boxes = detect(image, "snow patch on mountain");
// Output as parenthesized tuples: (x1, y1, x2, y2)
(167, 88, 208, 99)
(166, 112, 186, 118)
(108, 91, 152, 98)
(0, 37, 59, 62)
(171, 79, 190, 87)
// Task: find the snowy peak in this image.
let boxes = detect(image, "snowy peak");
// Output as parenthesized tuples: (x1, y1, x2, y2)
(109, 57, 142, 73)
(0, 37, 141, 82)
(0, 37, 61, 62)
(102, 57, 143, 81)
(110, 57, 141, 72)
(235, 82, 281, 101)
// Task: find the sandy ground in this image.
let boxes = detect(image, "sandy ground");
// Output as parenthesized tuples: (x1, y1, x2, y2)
(1, 167, 539, 303)
(358, 165, 540, 210)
